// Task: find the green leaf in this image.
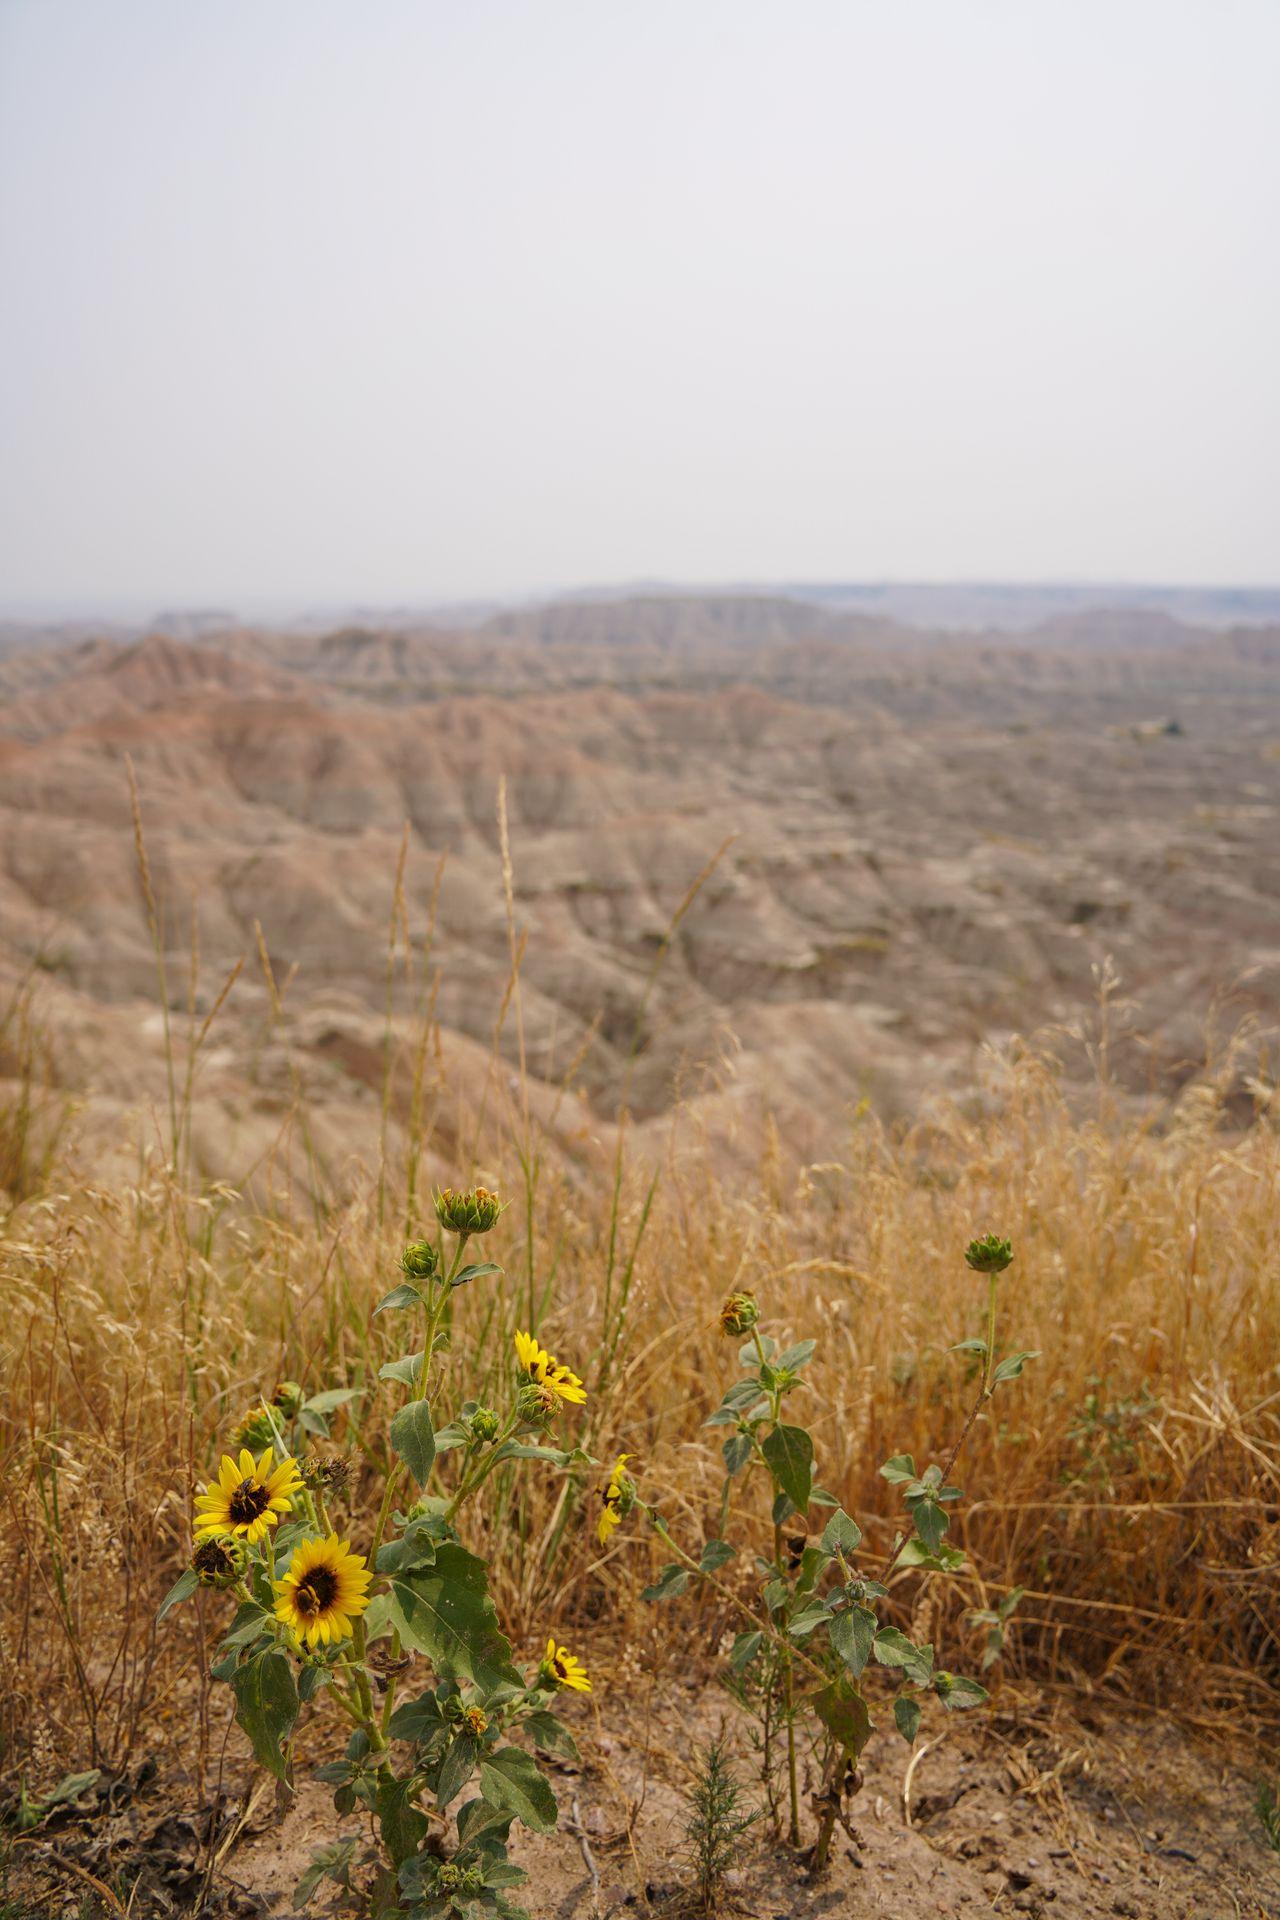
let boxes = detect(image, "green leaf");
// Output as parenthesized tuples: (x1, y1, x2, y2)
(992, 1350, 1040, 1385)
(387, 1689, 447, 1744)
(434, 1731, 479, 1810)
(811, 1675, 873, 1758)
(156, 1567, 197, 1623)
(879, 1453, 917, 1485)
(762, 1424, 813, 1513)
(722, 1433, 752, 1475)
(377, 1771, 430, 1864)
(893, 1696, 922, 1744)
(379, 1351, 424, 1387)
(451, 1261, 503, 1289)
(698, 1539, 736, 1573)
(433, 1420, 471, 1452)
(293, 1839, 358, 1909)
(493, 1442, 574, 1465)
(788, 1602, 831, 1639)
(390, 1399, 436, 1486)
(911, 1494, 948, 1555)
(828, 1603, 877, 1677)
(374, 1282, 428, 1315)
(728, 1630, 763, 1672)
(895, 1537, 967, 1573)
(456, 1796, 517, 1858)
(872, 1627, 934, 1687)
(936, 1672, 989, 1711)
(389, 1544, 524, 1696)
(820, 1509, 863, 1557)
(229, 1647, 298, 1780)
(523, 1710, 580, 1763)
(641, 1562, 690, 1602)
(304, 1387, 364, 1415)
(478, 1746, 559, 1833)
(775, 1340, 817, 1372)
(949, 1338, 988, 1354)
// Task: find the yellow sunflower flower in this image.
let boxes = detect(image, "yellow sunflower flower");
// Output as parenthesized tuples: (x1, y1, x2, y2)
(273, 1534, 372, 1647)
(597, 1452, 633, 1547)
(513, 1330, 587, 1406)
(542, 1635, 591, 1692)
(194, 1446, 303, 1545)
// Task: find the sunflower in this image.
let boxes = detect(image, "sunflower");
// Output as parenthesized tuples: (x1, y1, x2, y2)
(513, 1330, 587, 1406)
(273, 1534, 372, 1647)
(597, 1452, 634, 1547)
(194, 1447, 303, 1545)
(541, 1636, 591, 1692)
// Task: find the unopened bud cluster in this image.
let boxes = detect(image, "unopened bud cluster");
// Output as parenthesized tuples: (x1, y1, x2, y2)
(964, 1234, 1014, 1275)
(720, 1291, 760, 1336)
(434, 1185, 504, 1236)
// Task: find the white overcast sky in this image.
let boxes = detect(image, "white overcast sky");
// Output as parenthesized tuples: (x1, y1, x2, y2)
(1, 0, 1277, 610)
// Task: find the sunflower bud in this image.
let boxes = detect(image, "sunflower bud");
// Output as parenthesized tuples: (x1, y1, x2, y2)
(401, 1240, 439, 1279)
(467, 1406, 500, 1443)
(720, 1291, 759, 1336)
(433, 1185, 504, 1237)
(517, 1380, 558, 1426)
(964, 1234, 1013, 1276)
(191, 1534, 249, 1590)
(300, 1453, 352, 1497)
(272, 1380, 305, 1420)
(230, 1407, 276, 1454)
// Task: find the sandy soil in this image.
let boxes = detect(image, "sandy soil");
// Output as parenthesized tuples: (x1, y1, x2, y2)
(15, 1675, 1279, 1919)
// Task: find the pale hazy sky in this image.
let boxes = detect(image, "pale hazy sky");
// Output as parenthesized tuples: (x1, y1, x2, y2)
(1, 0, 1277, 611)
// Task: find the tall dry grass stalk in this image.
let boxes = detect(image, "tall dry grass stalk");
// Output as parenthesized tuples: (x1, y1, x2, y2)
(0, 794, 1277, 1792)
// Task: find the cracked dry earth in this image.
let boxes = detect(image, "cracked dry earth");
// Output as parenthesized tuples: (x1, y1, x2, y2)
(20, 1682, 1279, 1919)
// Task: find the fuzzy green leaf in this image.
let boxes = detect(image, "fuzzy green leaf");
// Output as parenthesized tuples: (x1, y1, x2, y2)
(992, 1350, 1039, 1385)
(641, 1562, 690, 1602)
(762, 1423, 813, 1513)
(390, 1399, 436, 1486)
(873, 1627, 934, 1687)
(156, 1567, 198, 1623)
(828, 1603, 877, 1677)
(893, 1696, 923, 1744)
(389, 1544, 524, 1696)
(478, 1746, 559, 1833)
(374, 1282, 428, 1316)
(229, 1647, 298, 1780)
(811, 1675, 873, 1758)
(377, 1771, 430, 1864)
(451, 1261, 503, 1289)
(820, 1508, 863, 1557)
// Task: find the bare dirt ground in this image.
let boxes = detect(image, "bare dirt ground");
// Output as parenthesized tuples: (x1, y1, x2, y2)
(16, 1676, 1279, 1919)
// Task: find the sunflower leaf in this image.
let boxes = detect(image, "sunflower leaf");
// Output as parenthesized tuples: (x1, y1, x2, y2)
(229, 1647, 298, 1781)
(379, 1352, 424, 1388)
(156, 1568, 197, 1623)
(389, 1544, 524, 1696)
(761, 1424, 813, 1514)
(810, 1674, 873, 1759)
(374, 1282, 429, 1316)
(451, 1261, 503, 1289)
(478, 1747, 558, 1833)
(523, 1710, 580, 1763)
(390, 1400, 436, 1487)
(376, 1771, 430, 1865)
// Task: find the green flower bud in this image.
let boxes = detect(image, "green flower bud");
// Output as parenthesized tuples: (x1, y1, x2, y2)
(467, 1406, 500, 1443)
(516, 1379, 558, 1426)
(272, 1380, 305, 1420)
(230, 1408, 276, 1454)
(191, 1534, 249, 1590)
(720, 1291, 760, 1336)
(433, 1185, 504, 1236)
(964, 1234, 1014, 1276)
(401, 1239, 439, 1279)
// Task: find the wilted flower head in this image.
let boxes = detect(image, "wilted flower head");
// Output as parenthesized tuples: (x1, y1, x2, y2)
(434, 1185, 504, 1236)
(300, 1453, 352, 1498)
(964, 1234, 1014, 1276)
(401, 1240, 439, 1279)
(191, 1534, 249, 1590)
(720, 1291, 760, 1336)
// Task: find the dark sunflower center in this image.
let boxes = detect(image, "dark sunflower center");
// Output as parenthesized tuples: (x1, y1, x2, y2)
(294, 1566, 339, 1617)
(552, 1653, 568, 1679)
(229, 1478, 270, 1524)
